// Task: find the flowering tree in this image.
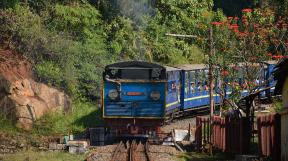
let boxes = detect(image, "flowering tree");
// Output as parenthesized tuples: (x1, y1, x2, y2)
(210, 8, 287, 100)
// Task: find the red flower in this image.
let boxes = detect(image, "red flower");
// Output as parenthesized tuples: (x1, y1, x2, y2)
(242, 8, 253, 12)
(230, 24, 239, 30)
(231, 24, 239, 28)
(238, 32, 247, 37)
(211, 22, 223, 26)
(266, 53, 272, 57)
(233, 28, 239, 33)
(272, 55, 284, 59)
(227, 17, 233, 20)
(221, 70, 229, 76)
(234, 17, 239, 20)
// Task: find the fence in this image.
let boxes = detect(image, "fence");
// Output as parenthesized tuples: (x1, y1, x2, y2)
(195, 116, 250, 154)
(195, 116, 211, 150)
(196, 114, 282, 160)
(257, 114, 281, 161)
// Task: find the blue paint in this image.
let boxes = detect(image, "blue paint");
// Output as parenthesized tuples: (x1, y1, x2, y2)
(165, 70, 181, 112)
(103, 82, 165, 117)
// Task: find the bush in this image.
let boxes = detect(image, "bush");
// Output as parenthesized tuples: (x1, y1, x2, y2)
(32, 101, 102, 135)
(0, 4, 109, 99)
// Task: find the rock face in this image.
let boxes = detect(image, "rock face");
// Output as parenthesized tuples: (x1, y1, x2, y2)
(0, 49, 71, 130)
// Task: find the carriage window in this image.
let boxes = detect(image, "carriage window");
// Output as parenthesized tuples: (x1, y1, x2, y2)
(190, 71, 196, 93)
(195, 70, 202, 92)
(185, 72, 189, 94)
(202, 70, 209, 91)
(173, 71, 177, 80)
(168, 72, 173, 80)
(257, 68, 265, 85)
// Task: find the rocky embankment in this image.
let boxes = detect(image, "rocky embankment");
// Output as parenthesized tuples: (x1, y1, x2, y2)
(0, 49, 71, 130)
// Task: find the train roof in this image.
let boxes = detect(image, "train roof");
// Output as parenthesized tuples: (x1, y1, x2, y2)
(261, 60, 278, 65)
(176, 64, 207, 70)
(105, 61, 165, 70)
(165, 66, 181, 71)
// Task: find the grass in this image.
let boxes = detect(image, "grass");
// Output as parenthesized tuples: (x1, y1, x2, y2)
(1, 101, 103, 136)
(0, 101, 103, 147)
(31, 101, 103, 136)
(0, 116, 21, 135)
(177, 152, 234, 161)
(0, 150, 87, 161)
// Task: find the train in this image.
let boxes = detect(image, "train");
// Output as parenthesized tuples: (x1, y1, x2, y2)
(102, 61, 277, 137)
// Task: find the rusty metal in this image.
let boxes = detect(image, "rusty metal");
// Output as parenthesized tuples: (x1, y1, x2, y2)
(107, 140, 152, 161)
(110, 141, 128, 161)
(195, 115, 250, 154)
(195, 116, 211, 150)
(257, 114, 281, 161)
(211, 116, 250, 154)
(129, 140, 151, 161)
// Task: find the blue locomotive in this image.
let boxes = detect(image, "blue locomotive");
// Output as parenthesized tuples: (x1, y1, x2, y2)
(102, 61, 276, 136)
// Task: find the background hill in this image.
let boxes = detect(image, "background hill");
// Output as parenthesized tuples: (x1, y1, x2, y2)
(1, 0, 287, 101)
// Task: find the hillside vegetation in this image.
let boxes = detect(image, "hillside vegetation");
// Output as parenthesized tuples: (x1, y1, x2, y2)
(0, 0, 218, 100)
(1, 0, 287, 101)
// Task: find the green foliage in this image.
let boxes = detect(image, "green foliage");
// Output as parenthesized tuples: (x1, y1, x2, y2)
(0, 115, 20, 135)
(2, 150, 86, 161)
(178, 152, 233, 161)
(107, 16, 148, 60)
(32, 101, 102, 135)
(142, 0, 215, 64)
(273, 100, 284, 113)
(0, 0, 19, 9)
(49, 3, 102, 41)
(35, 61, 63, 86)
(0, 4, 109, 99)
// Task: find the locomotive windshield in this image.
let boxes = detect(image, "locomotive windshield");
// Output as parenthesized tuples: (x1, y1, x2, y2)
(121, 69, 150, 79)
(103, 61, 166, 80)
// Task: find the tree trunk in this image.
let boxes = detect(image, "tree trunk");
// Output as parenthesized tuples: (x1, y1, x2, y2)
(209, 27, 215, 117)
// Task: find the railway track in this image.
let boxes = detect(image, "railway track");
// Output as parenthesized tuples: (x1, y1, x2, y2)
(111, 140, 151, 161)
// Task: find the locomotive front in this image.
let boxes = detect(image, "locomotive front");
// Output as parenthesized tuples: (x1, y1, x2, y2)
(102, 61, 167, 136)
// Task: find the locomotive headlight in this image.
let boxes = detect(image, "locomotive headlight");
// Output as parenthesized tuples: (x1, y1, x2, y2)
(150, 91, 161, 101)
(108, 89, 119, 100)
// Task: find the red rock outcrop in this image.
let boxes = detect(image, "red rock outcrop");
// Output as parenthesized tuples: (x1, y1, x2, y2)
(0, 49, 71, 130)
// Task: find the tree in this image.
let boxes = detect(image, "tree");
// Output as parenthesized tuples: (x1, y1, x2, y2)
(208, 7, 287, 106)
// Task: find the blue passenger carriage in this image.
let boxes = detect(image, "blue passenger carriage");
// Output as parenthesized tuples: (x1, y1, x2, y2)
(224, 61, 277, 98)
(177, 64, 221, 110)
(164, 66, 181, 114)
